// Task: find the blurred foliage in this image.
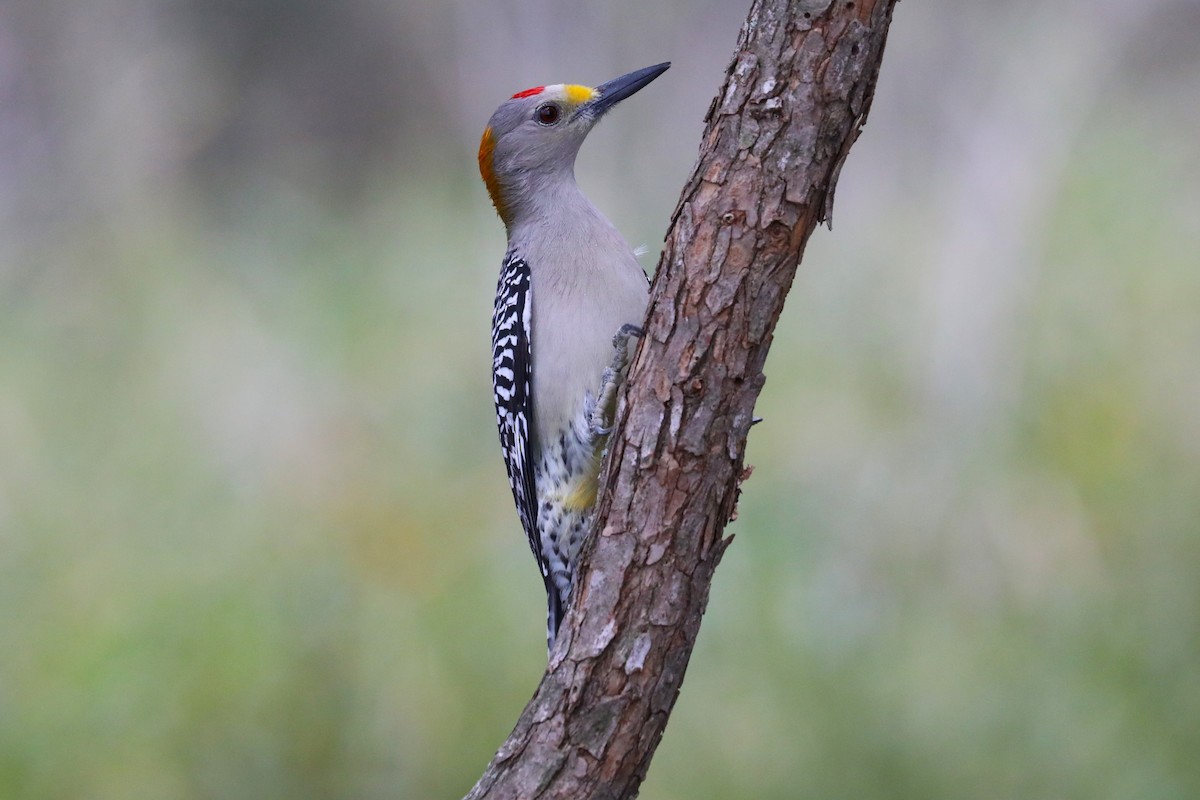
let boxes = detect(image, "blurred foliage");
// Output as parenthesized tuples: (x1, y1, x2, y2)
(2, 0, 1199, 798)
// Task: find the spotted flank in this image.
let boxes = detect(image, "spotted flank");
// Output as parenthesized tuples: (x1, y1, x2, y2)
(534, 426, 605, 638)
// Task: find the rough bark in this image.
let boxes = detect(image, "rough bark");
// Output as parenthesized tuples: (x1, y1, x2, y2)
(465, 1, 898, 797)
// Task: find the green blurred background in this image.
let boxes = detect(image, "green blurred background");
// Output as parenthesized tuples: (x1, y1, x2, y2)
(2, 0, 1199, 797)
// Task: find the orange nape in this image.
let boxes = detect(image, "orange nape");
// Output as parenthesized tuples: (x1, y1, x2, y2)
(477, 126, 508, 224)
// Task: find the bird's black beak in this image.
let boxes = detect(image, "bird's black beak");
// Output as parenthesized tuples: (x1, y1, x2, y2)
(585, 62, 671, 117)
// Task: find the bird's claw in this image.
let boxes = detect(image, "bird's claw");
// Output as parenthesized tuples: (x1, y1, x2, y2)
(589, 325, 643, 440)
(588, 368, 617, 438)
(612, 324, 643, 350)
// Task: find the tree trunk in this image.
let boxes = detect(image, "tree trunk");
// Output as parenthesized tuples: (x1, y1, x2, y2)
(465, 1, 898, 797)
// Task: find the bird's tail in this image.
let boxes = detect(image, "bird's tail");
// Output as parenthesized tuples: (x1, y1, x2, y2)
(545, 583, 565, 654)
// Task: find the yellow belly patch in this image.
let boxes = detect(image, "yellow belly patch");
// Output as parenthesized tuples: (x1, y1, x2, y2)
(562, 472, 599, 512)
(560, 439, 604, 512)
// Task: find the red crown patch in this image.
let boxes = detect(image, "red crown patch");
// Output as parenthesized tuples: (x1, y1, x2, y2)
(511, 86, 545, 99)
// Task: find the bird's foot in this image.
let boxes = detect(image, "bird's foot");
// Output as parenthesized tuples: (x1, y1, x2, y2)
(588, 324, 643, 438)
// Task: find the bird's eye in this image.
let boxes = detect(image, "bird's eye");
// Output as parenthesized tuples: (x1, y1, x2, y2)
(535, 104, 561, 125)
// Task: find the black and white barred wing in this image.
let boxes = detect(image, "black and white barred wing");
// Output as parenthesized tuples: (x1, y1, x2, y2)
(490, 253, 544, 577)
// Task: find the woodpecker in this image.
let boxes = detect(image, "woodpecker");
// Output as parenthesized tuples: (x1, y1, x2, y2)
(480, 62, 669, 651)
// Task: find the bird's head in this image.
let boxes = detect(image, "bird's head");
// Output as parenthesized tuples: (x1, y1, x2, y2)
(478, 62, 670, 227)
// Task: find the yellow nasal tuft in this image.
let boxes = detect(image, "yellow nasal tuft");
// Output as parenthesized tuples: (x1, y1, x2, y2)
(564, 84, 596, 105)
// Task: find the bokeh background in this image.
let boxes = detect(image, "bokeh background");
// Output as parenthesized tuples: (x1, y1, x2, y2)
(2, 0, 1199, 797)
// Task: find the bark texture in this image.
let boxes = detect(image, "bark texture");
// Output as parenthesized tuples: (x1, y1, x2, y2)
(465, 1, 897, 797)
